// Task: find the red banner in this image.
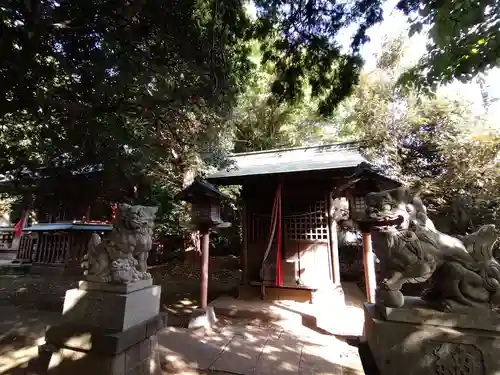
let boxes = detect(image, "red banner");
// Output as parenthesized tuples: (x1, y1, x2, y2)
(14, 211, 26, 238)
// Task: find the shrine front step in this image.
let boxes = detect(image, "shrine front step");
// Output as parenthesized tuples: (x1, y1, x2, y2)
(215, 283, 366, 337)
(238, 283, 344, 304)
(209, 295, 309, 327)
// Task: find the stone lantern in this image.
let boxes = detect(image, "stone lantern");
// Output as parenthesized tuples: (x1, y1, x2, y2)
(177, 177, 231, 328)
(178, 177, 231, 230)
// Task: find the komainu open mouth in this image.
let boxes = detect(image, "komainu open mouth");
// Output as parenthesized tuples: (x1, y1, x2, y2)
(362, 215, 405, 232)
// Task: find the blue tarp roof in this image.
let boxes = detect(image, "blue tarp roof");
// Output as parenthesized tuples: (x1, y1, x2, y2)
(24, 223, 112, 232)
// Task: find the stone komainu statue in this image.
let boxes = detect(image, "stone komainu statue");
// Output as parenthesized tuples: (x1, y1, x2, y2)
(83, 203, 158, 284)
(363, 187, 500, 313)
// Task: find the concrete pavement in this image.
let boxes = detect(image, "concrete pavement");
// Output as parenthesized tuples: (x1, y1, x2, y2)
(0, 305, 364, 375)
(157, 319, 363, 375)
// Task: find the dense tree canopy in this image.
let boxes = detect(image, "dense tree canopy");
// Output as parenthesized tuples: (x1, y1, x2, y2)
(397, 0, 500, 91)
(327, 37, 500, 234)
(1, 0, 500, 236)
(2, 0, 499, 185)
(252, 0, 384, 114)
(227, 42, 323, 152)
(0, 0, 251, 193)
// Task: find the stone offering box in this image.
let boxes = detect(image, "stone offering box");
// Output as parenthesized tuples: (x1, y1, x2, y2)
(363, 297, 500, 375)
(38, 279, 167, 375)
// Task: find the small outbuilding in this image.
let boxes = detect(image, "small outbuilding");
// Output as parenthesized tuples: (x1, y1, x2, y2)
(207, 142, 400, 303)
(14, 223, 112, 274)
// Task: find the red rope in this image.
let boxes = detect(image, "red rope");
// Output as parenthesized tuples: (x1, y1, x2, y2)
(275, 184, 283, 286)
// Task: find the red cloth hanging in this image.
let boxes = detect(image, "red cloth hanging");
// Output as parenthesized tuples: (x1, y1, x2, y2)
(275, 184, 283, 287)
(13, 211, 26, 238)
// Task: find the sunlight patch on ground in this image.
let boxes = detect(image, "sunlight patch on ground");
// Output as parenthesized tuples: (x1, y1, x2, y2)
(0, 344, 38, 373)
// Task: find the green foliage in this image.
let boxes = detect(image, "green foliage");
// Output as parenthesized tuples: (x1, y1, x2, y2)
(0, 193, 22, 223)
(328, 37, 500, 234)
(0, 0, 256, 233)
(228, 42, 323, 152)
(2, 0, 499, 239)
(0, 0, 252, 189)
(397, 0, 500, 90)
(253, 0, 385, 114)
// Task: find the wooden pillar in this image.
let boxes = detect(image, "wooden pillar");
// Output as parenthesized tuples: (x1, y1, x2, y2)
(328, 193, 341, 285)
(85, 205, 91, 222)
(200, 228, 210, 309)
(241, 203, 248, 285)
(362, 232, 376, 303)
(330, 220, 341, 285)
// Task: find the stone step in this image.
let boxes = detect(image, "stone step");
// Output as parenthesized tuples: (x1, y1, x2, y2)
(209, 295, 307, 326)
(0, 250, 16, 261)
(0, 263, 32, 275)
(210, 282, 367, 337)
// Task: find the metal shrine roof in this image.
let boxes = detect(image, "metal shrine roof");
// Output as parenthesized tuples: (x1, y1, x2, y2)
(207, 142, 381, 183)
(24, 223, 113, 232)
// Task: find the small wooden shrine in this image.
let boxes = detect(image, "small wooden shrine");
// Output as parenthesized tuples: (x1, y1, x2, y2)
(207, 142, 401, 303)
(14, 223, 112, 274)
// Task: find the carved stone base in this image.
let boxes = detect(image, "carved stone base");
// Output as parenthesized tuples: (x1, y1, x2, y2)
(364, 302, 500, 375)
(379, 296, 500, 332)
(62, 283, 161, 332)
(36, 281, 166, 375)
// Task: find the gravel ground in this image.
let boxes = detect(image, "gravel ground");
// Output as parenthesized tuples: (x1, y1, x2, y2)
(0, 256, 241, 322)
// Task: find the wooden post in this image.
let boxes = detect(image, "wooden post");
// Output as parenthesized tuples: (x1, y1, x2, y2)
(331, 220, 341, 285)
(241, 203, 248, 285)
(200, 228, 210, 309)
(328, 193, 341, 285)
(362, 232, 376, 303)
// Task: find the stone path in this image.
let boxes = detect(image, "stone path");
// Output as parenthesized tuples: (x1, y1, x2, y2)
(0, 305, 363, 375)
(0, 306, 60, 374)
(157, 319, 363, 375)
(0, 280, 367, 375)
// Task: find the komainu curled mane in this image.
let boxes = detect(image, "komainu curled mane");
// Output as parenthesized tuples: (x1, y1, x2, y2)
(363, 187, 500, 313)
(84, 203, 158, 284)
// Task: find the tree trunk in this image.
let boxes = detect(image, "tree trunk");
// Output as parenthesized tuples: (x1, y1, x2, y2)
(182, 163, 201, 264)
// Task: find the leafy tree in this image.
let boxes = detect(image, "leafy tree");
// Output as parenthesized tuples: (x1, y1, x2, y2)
(397, 0, 500, 91)
(228, 41, 323, 152)
(253, 0, 385, 114)
(0, 0, 252, 194)
(327, 37, 500, 234)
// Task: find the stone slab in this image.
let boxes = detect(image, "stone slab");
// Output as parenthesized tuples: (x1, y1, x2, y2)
(252, 331, 303, 375)
(78, 279, 153, 293)
(210, 330, 271, 374)
(380, 296, 500, 332)
(45, 313, 168, 355)
(45, 331, 160, 375)
(364, 302, 500, 375)
(62, 285, 161, 332)
(156, 326, 233, 371)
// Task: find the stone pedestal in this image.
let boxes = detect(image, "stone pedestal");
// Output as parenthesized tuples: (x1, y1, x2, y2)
(62, 280, 160, 332)
(39, 280, 167, 375)
(363, 298, 500, 375)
